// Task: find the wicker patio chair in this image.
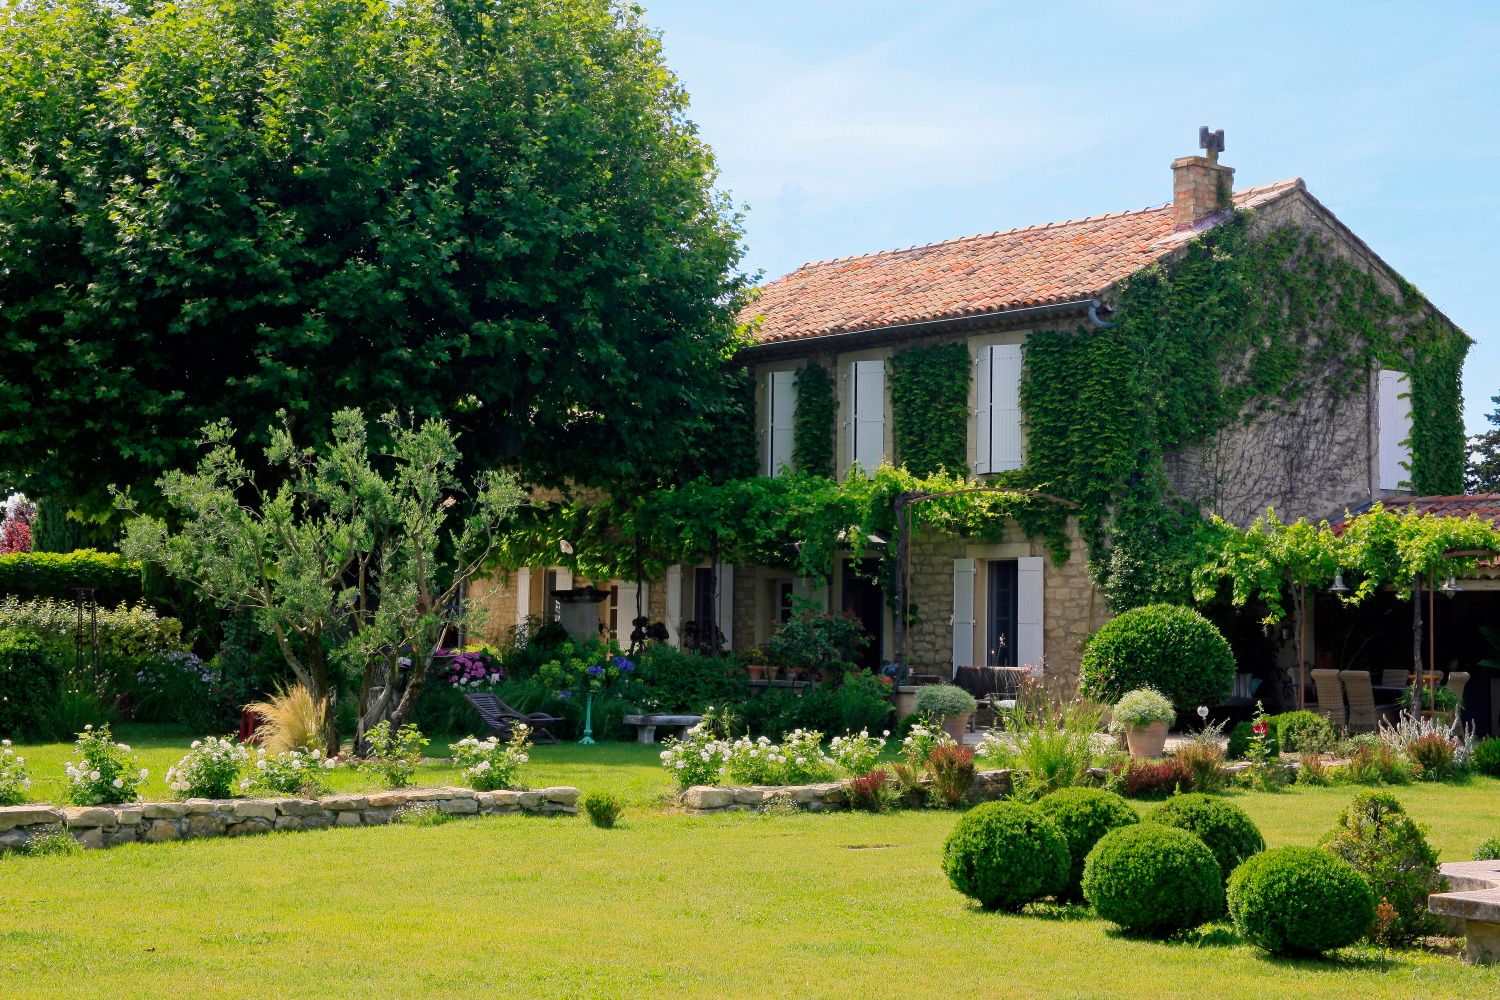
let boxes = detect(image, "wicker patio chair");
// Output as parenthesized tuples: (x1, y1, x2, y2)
(1381, 669, 1408, 688)
(1339, 670, 1394, 733)
(1309, 669, 1346, 729)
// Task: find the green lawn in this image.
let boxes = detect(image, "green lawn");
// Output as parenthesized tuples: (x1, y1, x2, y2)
(3, 729, 1500, 998)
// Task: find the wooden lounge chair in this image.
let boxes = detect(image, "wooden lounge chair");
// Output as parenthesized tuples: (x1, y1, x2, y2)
(1339, 670, 1394, 733)
(1381, 668, 1408, 688)
(463, 692, 562, 744)
(1309, 669, 1346, 729)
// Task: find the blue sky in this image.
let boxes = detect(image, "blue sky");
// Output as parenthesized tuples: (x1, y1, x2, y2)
(642, 0, 1500, 432)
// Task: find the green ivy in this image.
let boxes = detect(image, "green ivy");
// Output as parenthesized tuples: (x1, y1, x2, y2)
(792, 364, 835, 478)
(891, 342, 971, 477)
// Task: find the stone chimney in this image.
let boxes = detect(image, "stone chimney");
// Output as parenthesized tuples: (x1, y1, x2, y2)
(1171, 127, 1234, 227)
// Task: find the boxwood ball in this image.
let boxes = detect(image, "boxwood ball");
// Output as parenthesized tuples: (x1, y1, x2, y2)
(942, 801, 1070, 911)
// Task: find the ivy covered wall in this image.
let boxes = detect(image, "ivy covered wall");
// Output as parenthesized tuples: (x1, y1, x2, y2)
(792, 363, 835, 477)
(891, 342, 971, 476)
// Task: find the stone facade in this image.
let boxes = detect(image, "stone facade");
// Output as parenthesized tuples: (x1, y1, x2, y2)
(0, 785, 580, 854)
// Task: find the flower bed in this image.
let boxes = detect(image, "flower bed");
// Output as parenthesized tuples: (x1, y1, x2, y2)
(0, 785, 580, 853)
(678, 769, 1015, 814)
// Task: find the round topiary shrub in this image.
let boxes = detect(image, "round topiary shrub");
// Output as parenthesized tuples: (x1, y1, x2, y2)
(1151, 793, 1265, 887)
(1080, 604, 1235, 709)
(1228, 846, 1375, 955)
(0, 627, 58, 741)
(1472, 737, 1500, 777)
(942, 801, 1070, 911)
(1082, 823, 1223, 935)
(1034, 787, 1141, 900)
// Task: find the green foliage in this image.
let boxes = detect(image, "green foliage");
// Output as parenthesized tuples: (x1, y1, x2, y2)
(0, 628, 57, 741)
(0, 551, 142, 604)
(1080, 604, 1234, 709)
(62, 724, 147, 805)
(1341, 740, 1418, 786)
(582, 790, 625, 829)
(1150, 794, 1265, 887)
(941, 801, 1070, 911)
(763, 612, 868, 675)
(632, 646, 746, 714)
(1032, 787, 1140, 901)
(830, 672, 895, 735)
(362, 722, 429, 790)
(1267, 711, 1337, 754)
(891, 342, 971, 476)
(1467, 392, 1500, 492)
(1081, 824, 1223, 936)
(0, 597, 183, 658)
(1112, 688, 1174, 727)
(0, 0, 748, 515)
(21, 832, 82, 858)
(1471, 738, 1500, 777)
(1473, 837, 1500, 862)
(1228, 846, 1375, 956)
(926, 744, 976, 808)
(792, 365, 836, 478)
(119, 409, 522, 747)
(1321, 791, 1443, 945)
(914, 684, 976, 719)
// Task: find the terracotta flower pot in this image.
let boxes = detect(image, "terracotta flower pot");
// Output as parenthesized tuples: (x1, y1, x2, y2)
(941, 711, 972, 743)
(1125, 721, 1169, 759)
(747, 664, 766, 680)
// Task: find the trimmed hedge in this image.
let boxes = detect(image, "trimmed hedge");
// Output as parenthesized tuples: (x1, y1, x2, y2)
(1151, 794, 1265, 887)
(0, 550, 142, 604)
(1082, 824, 1223, 935)
(0, 628, 58, 740)
(1473, 737, 1500, 777)
(942, 801, 1070, 911)
(1228, 847, 1374, 955)
(1033, 787, 1140, 901)
(1080, 604, 1234, 709)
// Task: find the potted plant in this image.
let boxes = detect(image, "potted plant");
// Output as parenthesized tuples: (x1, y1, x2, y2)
(742, 648, 769, 681)
(1114, 688, 1175, 758)
(914, 684, 978, 742)
(1401, 683, 1459, 724)
(763, 611, 868, 686)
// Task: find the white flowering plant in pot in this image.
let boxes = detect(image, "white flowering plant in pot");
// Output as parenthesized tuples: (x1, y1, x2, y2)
(251, 746, 339, 796)
(62, 724, 148, 805)
(0, 740, 31, 805)
(450, 724, 532, 792)
(166, 736, 250, 799)
(829, 729, 887, 777)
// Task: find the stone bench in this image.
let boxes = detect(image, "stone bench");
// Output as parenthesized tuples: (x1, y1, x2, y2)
(1430, 860, 1500, 963)
(622, 714, 702, 744)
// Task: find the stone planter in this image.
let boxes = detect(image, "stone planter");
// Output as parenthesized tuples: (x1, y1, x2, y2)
(940, 711, 972, 743)
(1125, 721, 1169, 758)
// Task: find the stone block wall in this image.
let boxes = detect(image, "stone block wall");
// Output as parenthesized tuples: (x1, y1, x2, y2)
(679, 769, 1014, 814)
(0, 785, 580, 853)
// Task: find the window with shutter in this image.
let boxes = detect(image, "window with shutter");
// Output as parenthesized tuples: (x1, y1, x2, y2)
(765, 371, 796, 476)
(849, 359, 886, 476)
(1377, 369, 1412, 491)
(951, 558, 977, 672)
(975, 344, 1023, 473)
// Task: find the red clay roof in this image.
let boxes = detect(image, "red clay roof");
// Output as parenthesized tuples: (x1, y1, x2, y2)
(1362, 495, 1500, 523)
(742, 179, 1304, 345)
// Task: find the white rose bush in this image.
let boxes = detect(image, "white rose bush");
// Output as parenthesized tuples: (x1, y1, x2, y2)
(660, 720, 888, 790)
(165, 737, 251, 799)
(251, 746, 340, 796)
(0, 739, 31, 805)
(62, 725, 148, 806)
(829, 729, 888, 777)
(450, 725, 532, 792)
(900, 720, 956, 768)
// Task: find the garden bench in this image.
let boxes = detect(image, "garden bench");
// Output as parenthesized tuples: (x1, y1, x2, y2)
(621, 714, 702, 745)
(1430, 860, 1500, 964)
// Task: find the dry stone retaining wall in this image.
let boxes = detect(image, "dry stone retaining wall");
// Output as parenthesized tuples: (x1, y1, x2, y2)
(679, 769, 1015, 813)
(0, 785, 580, 853)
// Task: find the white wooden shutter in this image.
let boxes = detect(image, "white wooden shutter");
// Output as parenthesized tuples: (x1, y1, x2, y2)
(665, 565, 683, 648)
(514, 568, 531, 626)
(1378, 369, 1412, 491)
(851, 359, 886, 476)
(766, 371, 796, 477)
(990, 344, 1023, 472)
(552, 567, 572, 622)
(975, 349, 993, 474)
(1016, 556, 1045, 673)
(614, 581, 639, 642)
(951, 558, 977, 673)
(716, 563, 735, 650)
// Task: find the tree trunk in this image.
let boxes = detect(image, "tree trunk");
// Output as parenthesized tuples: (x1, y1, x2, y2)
(1412, 574, 1424, 699)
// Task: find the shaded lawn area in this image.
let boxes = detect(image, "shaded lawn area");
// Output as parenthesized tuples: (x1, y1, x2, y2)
(1, 740, 1498, 998)
(2, 787, 1500, 999)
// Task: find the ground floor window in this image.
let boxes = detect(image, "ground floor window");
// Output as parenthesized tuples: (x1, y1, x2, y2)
(986, 559, 1018, 667)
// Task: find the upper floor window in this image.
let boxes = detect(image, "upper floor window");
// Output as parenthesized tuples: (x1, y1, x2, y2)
(764, 370, 796, 477)
(848, 359, 886, 476)
(975, 344, 1023, 473)
(1377, 369, 1412, 490)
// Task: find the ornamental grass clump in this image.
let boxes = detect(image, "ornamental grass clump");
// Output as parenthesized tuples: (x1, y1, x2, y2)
(926, 744, 976, 808)
(165, 736, 250, 799)
(1082, 824, 1223, 936)
(62, 724, 148, 806)
(942, 801, 1069, 911)
(1033, 787, 1139, 901)
(828, 729, 886, 777)
(845, 769, 892, 812)
(362, 721, 428, 789)
(1150, 794, 1265, 890)
(983, 699, 1107, 801)
(0, 739, 31, 805)
(451, 726, 531, 792)
(1321, 791, 1444, 945)
(251, 746, 338, 796)
(1473, 837, 1500, 861)
(246, 683, 327, 754)
(1228, 846, 1375, 956)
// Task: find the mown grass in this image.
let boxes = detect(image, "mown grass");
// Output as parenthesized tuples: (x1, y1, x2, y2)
(3, 728, 1499, 998)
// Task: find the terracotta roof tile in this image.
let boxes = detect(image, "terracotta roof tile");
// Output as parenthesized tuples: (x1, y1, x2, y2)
(742, 179, 1303, 344)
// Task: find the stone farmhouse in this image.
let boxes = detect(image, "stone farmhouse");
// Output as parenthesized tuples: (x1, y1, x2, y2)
(473, 136, 1467, 688)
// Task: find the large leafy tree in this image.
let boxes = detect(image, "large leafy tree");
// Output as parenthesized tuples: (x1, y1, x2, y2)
(1468, 393, 1500, 492)
(0, 0, 748, 514)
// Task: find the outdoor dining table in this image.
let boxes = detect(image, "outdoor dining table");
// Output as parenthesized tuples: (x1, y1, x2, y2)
(1371, 684, 1405, 704)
